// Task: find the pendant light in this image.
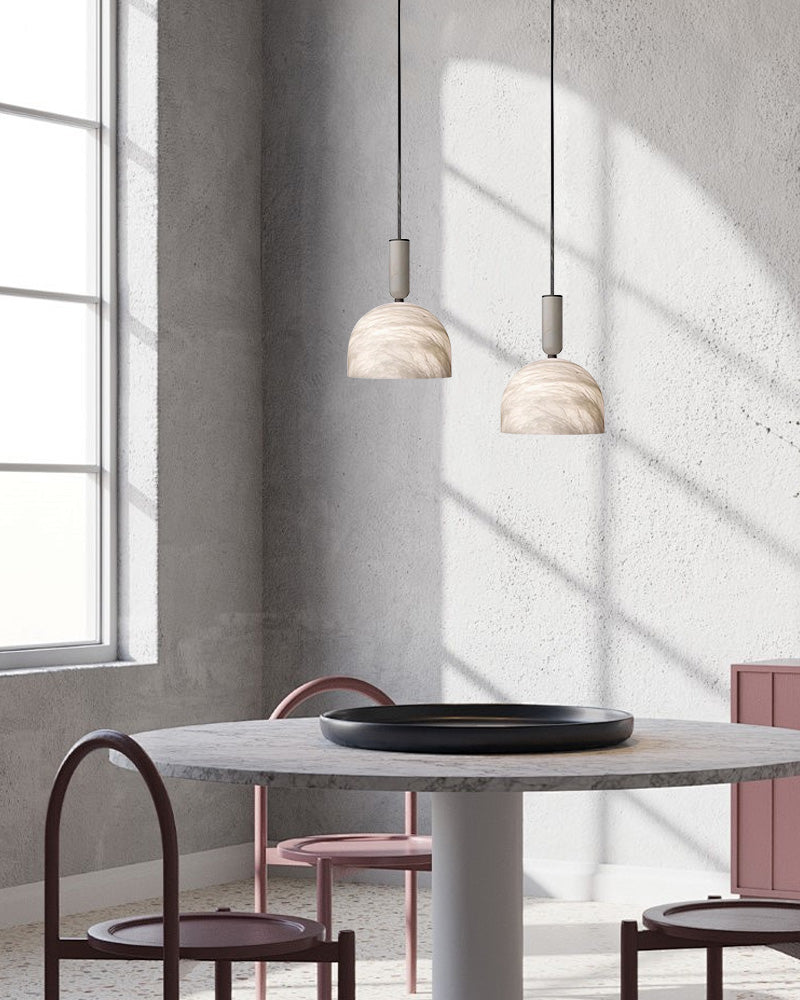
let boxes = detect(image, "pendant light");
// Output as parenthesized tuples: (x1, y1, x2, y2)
(500, 0, 604, 435)
(347, 0, 452, 380)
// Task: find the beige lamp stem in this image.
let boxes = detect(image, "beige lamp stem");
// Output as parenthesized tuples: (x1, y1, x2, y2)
(391, 1, 409, 304)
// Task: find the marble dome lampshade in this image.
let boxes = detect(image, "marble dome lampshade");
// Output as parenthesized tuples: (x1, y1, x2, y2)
(501, 357, 604, 435)
(347, 1, 451, 381)
(347, 301, 451, 380)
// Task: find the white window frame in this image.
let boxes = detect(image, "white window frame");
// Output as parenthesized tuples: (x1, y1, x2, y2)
(0, 0, 116, 670)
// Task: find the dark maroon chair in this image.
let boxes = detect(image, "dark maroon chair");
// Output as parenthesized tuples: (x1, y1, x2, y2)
(255, 676, 432, 1000)
(44, 729, 356, 1000)
(621, 894, 800, 999)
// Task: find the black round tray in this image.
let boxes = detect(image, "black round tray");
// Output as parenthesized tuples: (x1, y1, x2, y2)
(319, 703, 634, 754)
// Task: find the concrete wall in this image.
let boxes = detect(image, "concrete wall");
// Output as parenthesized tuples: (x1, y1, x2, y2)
(2, 0, 799, 900)
(0, 0, 263, 890)
(262, 0, 800, 876)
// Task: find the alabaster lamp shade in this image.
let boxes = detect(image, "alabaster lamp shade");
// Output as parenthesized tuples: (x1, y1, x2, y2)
(500, 357, 604, 435)
(347, 301, 452, 379)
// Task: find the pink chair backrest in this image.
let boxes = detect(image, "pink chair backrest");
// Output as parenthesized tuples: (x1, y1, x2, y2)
(270, 675, 395, 719)
(269, 675, 417, 835)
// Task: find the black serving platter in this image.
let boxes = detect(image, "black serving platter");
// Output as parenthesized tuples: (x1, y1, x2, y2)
(319, 703, 634, 754)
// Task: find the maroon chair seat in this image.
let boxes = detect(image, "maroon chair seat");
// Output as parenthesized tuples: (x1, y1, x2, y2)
(621, 896, 800, 1000)
(644, 898, 800, 945)
(45, 730, 356, 1000)
(88, 911, 326, 960)
(277, 833, 432, 870)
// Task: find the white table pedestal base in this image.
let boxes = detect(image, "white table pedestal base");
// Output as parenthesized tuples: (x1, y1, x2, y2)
(432, 791, 523, 1000)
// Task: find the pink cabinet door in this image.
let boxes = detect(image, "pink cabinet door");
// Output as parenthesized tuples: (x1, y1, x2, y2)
(732, 661, 800, 900)
(731, 667, 773, 894)
(772, 672, 800, 894)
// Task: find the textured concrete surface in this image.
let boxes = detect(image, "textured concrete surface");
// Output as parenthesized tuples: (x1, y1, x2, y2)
(262, 0, 800, 875)
(0, 0, 264, 889)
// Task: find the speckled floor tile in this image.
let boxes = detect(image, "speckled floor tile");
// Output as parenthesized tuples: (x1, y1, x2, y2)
(1, 878, 798, 997)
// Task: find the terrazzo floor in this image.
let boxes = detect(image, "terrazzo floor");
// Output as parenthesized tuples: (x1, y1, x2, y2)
(1, 877, 798, 998)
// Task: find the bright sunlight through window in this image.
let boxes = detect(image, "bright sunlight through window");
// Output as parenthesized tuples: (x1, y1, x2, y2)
(0, 0, 115, 668)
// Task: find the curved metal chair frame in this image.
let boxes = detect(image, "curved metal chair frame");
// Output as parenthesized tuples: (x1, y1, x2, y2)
(45, 729, 356, 1000)
(255, 676, 431, 1000)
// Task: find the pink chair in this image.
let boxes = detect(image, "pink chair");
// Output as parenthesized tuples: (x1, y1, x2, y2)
(255, 676, 431, 1000)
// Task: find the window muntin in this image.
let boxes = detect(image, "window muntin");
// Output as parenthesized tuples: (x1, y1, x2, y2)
(0, 0, 115, 667)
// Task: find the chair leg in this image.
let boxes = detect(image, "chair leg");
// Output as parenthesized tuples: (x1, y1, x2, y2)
(215, 960, 233, 1000)
(254, 786, 268, 1000)
(317, 859, 334, 1000)
(337, 930, 356, 1000)
(703, 894, 723, 1000)
(44, 947, 59, 1000)
(620, 921, 639, 1000)
(706, 947, 723, 1000)
(405, 869, 417, 993)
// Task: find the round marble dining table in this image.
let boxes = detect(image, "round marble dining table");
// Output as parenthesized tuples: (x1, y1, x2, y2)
(112, 716, 800, 1000)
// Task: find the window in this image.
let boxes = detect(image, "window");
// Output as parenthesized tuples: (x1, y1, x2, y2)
(0, 0, 115, 668)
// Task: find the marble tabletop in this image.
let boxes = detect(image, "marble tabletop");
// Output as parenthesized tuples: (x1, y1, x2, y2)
(111, 716, 800, 793)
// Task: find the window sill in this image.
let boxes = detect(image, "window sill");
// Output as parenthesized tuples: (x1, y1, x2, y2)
(0, 658, 156, 678)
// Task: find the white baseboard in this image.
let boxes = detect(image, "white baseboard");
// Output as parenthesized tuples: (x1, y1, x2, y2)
(0, 842, 254, 930)
(523, 857, 730, 906)
(0, 843, 730, 930)
(266, 856, 728, 906)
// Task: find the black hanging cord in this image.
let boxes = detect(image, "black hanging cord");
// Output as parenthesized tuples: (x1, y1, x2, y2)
(549, 0, 555, 295)
(397, 0, 402, 240)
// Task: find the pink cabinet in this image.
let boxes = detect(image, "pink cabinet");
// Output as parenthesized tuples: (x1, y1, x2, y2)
(732, 660, 800, 898)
